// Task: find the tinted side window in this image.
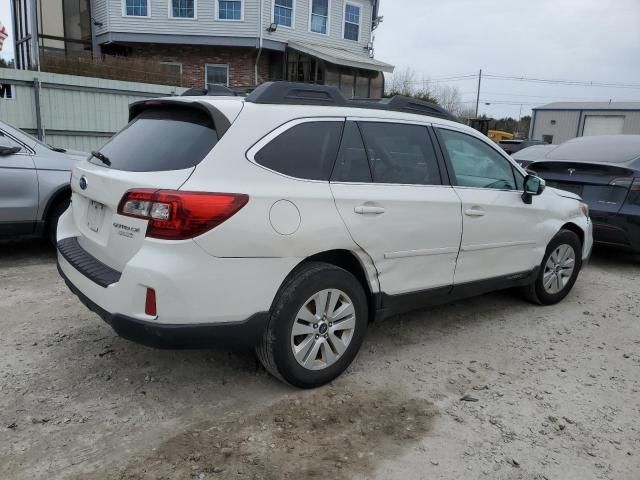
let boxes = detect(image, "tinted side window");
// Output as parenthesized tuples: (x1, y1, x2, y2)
(255, 122, 343, 181)
(439, 129, 517, 190)
(94, 107, 218, 172)
(359, 123, 441, 185)
(331, 122, 372, 183)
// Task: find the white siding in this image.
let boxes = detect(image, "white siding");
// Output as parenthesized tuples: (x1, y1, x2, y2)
(0, 67, 185, 152)
(532, 109, 640, 144)
(104, 0, 260, 37)
(263, 0, 372, 55)
(96, 0, 374, 57)
(93, 0, 109, 35)
(531, 110, 581, 144)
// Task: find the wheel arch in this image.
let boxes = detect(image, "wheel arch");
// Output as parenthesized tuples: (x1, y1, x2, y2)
(296, 249, 380, 322)
(560, 222, 585, 248)
(42, 185, 71, 225)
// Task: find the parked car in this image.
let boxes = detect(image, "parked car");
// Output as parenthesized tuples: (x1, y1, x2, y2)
(518, 135, 640, 253)
(512, 144, 558, 168)
(0, 120, 87, 243)
(56, 82, 593, 388)
(499, 139, 547, 155)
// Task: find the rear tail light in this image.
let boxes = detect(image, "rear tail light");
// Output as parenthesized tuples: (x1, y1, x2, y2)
(631, 178, 640, 192)
(118, 189, 249, 240)
(609, 177, 635, 189)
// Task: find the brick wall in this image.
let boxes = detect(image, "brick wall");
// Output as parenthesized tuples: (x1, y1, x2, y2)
(124, 44, 276, 89)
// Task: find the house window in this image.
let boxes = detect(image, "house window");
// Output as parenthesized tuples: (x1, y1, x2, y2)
(343, 2, 360, 41)
(274, 0, 293, 27)
(124, 0, 150, 17)
(310, 0, 329, 34)
(218, 0, 242, 20)
(171, 0, 195, 18)
(206, 64, 229, 88)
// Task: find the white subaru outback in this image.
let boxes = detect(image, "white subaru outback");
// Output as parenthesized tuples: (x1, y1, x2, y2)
(57, 82, 593, 388)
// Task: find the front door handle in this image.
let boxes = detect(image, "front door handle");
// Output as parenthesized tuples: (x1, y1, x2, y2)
(464, 208, 485, 217)
(354, 205, 385, 215)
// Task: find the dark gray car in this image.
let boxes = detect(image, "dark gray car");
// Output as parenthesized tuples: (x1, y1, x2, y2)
(0, 120, 87, 243)
(515, 135, 640, 252)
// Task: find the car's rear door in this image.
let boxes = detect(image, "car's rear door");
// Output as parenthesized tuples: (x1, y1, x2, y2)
(0, 128, 38, 236)
(331, 120, 462, 296)
(435, 127, 547, 284)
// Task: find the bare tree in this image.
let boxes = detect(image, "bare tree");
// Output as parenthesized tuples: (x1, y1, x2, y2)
(385, 67, 418, 97)
(434, 85, 462, 115)
(384, 67, 438, 104)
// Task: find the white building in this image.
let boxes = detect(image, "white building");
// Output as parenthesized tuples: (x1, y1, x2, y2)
(11, 0, 393, 97)
(530, 102, 640, 144)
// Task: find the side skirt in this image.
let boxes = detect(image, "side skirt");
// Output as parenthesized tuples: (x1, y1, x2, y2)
(374, 268, 539, 321)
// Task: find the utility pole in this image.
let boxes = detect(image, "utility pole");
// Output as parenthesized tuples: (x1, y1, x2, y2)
(475, 69, 482, 118)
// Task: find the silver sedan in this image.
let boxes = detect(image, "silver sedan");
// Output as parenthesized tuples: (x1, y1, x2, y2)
(0, 120, 87, 244)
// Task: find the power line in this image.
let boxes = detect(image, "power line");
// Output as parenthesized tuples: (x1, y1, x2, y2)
(391, 71, 640, 90)
(483, 72, 640, 90)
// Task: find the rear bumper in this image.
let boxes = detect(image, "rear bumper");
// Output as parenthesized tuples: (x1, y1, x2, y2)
(58, 262, 269, 349)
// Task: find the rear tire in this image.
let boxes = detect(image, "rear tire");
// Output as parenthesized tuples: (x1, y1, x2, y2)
(47, 198, 70, 246)
(522, 229, 583, 305)
(256, 262, 368, 388)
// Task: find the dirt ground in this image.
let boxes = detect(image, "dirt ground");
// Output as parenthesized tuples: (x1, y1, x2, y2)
(1, 240, 639, 480)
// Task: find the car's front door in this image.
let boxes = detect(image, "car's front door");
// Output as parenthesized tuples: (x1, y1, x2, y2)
(0, 129, 38, 236)
(331, 120, 462, 296)
(435, 127, 547, 284)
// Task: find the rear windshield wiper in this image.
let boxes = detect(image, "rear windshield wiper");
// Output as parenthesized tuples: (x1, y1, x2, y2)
(49, 146, 67, 153)
(90, 150, 111, 167)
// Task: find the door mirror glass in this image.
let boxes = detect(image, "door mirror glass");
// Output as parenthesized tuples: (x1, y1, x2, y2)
(522, 175, 545, 204)
(0, 146, 21, 156)
(524, 175, 545, 195)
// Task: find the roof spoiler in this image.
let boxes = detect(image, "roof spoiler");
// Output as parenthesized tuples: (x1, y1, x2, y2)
(128, 99, 232, 137)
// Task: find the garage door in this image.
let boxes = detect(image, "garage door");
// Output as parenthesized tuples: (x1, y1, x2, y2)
(582, 115, 625, 136)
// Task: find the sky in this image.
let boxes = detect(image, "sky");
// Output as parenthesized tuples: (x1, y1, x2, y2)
(374, 0, 640, 118)
(1, 1, 639, 118)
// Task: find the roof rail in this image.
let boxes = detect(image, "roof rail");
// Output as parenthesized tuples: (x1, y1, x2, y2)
(244, 81, 458, 122)
(181, 85, 240, 97)
(245, 82, 347, 106)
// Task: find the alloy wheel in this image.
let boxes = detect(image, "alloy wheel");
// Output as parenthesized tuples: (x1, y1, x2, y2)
(543, 244, 576, 294)
(290, 288, 356, 370)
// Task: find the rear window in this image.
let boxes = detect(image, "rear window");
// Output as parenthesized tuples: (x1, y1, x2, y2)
(92, 106, 218, 172)
(255, 121, 343, 181)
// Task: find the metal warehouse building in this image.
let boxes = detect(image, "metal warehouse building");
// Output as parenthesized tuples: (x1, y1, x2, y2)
(530, 102, 640, 145)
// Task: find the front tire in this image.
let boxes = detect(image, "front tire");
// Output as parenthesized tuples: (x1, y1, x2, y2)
(256, 262, 368, 388)
(523, 229, 583, 305)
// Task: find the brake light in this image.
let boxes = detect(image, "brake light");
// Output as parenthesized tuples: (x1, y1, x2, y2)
(631, 178, 640, 192)
(118, 189, 249, 240)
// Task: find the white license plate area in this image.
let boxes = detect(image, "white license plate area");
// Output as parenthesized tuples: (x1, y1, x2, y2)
(87, 200, 106, 233)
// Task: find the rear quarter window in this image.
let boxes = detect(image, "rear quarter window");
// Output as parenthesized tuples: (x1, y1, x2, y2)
(92, 106, 218, 172)
(254, 121, 344, 181)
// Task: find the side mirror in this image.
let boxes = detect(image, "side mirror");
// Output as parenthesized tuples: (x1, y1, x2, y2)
(0, 146, 21, 156)
(522, 175, 545, 204)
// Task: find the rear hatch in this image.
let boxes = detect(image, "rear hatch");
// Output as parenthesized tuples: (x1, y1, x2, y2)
(69, 101, 224, 271)
(530, 161, 635, 214)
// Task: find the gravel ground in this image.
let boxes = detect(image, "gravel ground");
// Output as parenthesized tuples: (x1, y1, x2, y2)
(1, 240, 639, 480)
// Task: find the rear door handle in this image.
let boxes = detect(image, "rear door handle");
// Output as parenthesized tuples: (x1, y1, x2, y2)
(354, 205, 385, 215)
(464, 208, 485, 217)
